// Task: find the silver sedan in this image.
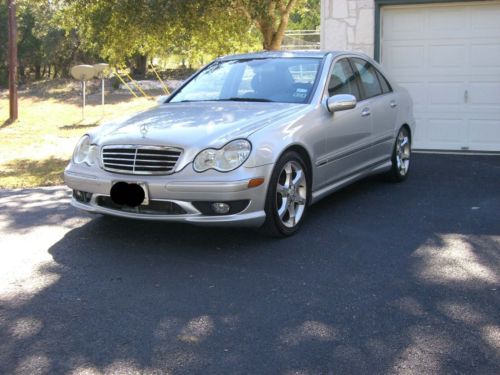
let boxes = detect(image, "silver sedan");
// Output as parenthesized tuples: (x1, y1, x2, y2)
(65, 51, 415, 236)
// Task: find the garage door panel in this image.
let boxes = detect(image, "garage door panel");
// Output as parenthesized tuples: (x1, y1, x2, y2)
(429, 82, 466, 106)
(469, 83, 500, 106)
(381, 1, 500, 151)
(413, 117, 427, 146)
(384, 44, 425, 70)
(470, 44, 500, 70)
(427, 118, 466, 144)
(468, 119, 500, 151)
(429, 44, 465, 68)
(469, 4, 500, 35)
(383, 41, 468, 75)
(383, 9, 425, 39)
(428, 7, 466, 34)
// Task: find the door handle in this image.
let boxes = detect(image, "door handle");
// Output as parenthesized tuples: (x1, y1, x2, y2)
(361, 108, 371, 117)
(390, 100, 398, 108)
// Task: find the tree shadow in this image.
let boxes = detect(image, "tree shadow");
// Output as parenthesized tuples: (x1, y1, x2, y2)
(0, 157, 68, 189)
(0, 154, 499, 373)
(59, 122, 99, 131)
(0, 118, 16, 130)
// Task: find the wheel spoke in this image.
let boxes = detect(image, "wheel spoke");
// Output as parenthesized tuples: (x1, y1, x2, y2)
(287, 202, 296, 226)
(276, 183, 288, 195)
(278, 198, 290, 219)
(295, 196, 306, 205)
(292, 170, 303, 186)
(284, 163, 293, 187)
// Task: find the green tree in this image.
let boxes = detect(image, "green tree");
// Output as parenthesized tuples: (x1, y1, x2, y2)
(57, 0, 309, 64)
(232, 0, 300, 50)
(0, 0, 315, 85)
(288, 0, 320, 31)
(17, 6, 43, 80)
(0, 0, 97, 83)
(56, 0, 261, 75)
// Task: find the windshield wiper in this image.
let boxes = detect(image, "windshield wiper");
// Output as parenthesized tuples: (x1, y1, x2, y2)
(224, 97, 274, 103)
(179, 98, 274, 103)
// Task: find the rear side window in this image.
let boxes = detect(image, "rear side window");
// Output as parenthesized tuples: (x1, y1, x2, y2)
(351, 58, 383, 99)
(327, 58, 361, 100)
(375, 69, 392, 94)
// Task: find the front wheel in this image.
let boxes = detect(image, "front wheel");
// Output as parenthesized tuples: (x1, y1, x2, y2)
(387, 126, 411, 182)
(260, 151, 309, 237)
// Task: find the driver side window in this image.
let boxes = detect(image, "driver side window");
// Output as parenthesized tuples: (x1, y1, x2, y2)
(327, 58, 360, 100)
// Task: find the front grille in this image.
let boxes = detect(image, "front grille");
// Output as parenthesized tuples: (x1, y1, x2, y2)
(101, 145, 182, 175)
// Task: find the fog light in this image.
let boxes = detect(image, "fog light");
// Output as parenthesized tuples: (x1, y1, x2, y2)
(73, 190, 92, 203)
(211, 202, 231, 215)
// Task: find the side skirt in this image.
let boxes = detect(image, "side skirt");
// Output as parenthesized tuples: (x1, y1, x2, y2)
(311, 160, 392, 204)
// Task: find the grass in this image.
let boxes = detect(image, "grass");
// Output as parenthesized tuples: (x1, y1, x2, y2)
(0, 157, 69, 188)
(0, 80, 159, 188)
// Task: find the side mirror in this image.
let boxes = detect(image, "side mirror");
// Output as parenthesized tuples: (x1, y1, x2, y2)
(157, 95, 169, 105)
(326, 94, 357, 113)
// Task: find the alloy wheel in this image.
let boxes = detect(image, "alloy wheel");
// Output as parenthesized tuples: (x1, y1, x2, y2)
(396, 128, 411, 176)
(275, 161, 307, 228)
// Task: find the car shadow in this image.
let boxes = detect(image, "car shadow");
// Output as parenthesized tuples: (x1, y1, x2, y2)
(0, 154, 499, 373)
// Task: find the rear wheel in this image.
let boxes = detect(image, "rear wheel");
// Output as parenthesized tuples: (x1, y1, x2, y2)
(261, 151, 309, 237)
(387, 126, 411, 182)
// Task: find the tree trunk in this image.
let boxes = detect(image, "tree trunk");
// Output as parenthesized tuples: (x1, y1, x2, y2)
(269, 13, 292, 50)
(262, 29, 287, 51)
(260, 22, 275, 50)
(35, 64, 41, 80)
(61, 65, 70, 78)
(19, 65, 26, 83)
(259, 0, 298, 51)
(132, 54, 148, 78)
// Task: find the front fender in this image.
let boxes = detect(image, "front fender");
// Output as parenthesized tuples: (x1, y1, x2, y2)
(244, 107, 320, 168)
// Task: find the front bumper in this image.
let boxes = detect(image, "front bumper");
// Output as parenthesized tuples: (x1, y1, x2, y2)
(64, 162, 274, 227)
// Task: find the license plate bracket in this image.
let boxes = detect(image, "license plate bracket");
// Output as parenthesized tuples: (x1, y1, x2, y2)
(111, 181, 150, 206)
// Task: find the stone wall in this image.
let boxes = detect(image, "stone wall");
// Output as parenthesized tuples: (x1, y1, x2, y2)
(320, 0, 375, 57)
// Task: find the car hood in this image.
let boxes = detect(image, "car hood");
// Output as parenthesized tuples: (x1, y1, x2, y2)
(94, 101, 307, 149)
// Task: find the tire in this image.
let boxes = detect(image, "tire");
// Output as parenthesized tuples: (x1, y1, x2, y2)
(260, 151, 310, 237)
(386, 126, 411, 182)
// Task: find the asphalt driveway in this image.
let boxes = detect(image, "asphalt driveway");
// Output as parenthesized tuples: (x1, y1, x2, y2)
(0, 154, 499, 374)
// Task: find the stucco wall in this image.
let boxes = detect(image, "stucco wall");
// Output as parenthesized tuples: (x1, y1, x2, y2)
(320, 0, 375, 57)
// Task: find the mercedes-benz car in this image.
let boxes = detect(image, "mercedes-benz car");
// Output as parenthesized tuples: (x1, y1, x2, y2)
(65, 51, 415, 236)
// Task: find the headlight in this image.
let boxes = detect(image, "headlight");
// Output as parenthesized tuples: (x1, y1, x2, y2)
(193, 139, 252, 172)
(73, 135, 97, 165)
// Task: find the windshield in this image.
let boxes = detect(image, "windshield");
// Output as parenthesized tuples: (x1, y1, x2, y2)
(169, 58, 322, 104)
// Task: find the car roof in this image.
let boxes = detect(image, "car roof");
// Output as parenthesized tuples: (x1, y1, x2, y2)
(217, 50, 346, 61)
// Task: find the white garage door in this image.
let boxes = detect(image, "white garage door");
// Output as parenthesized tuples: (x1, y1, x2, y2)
(381, 1, 500, 151)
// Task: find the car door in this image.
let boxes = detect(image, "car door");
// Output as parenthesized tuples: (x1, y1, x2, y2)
(318, 57, 373, 188)
(351, 58, 398, 163)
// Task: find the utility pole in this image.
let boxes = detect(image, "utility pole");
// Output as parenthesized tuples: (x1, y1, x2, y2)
(8, 0, 18, 122)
